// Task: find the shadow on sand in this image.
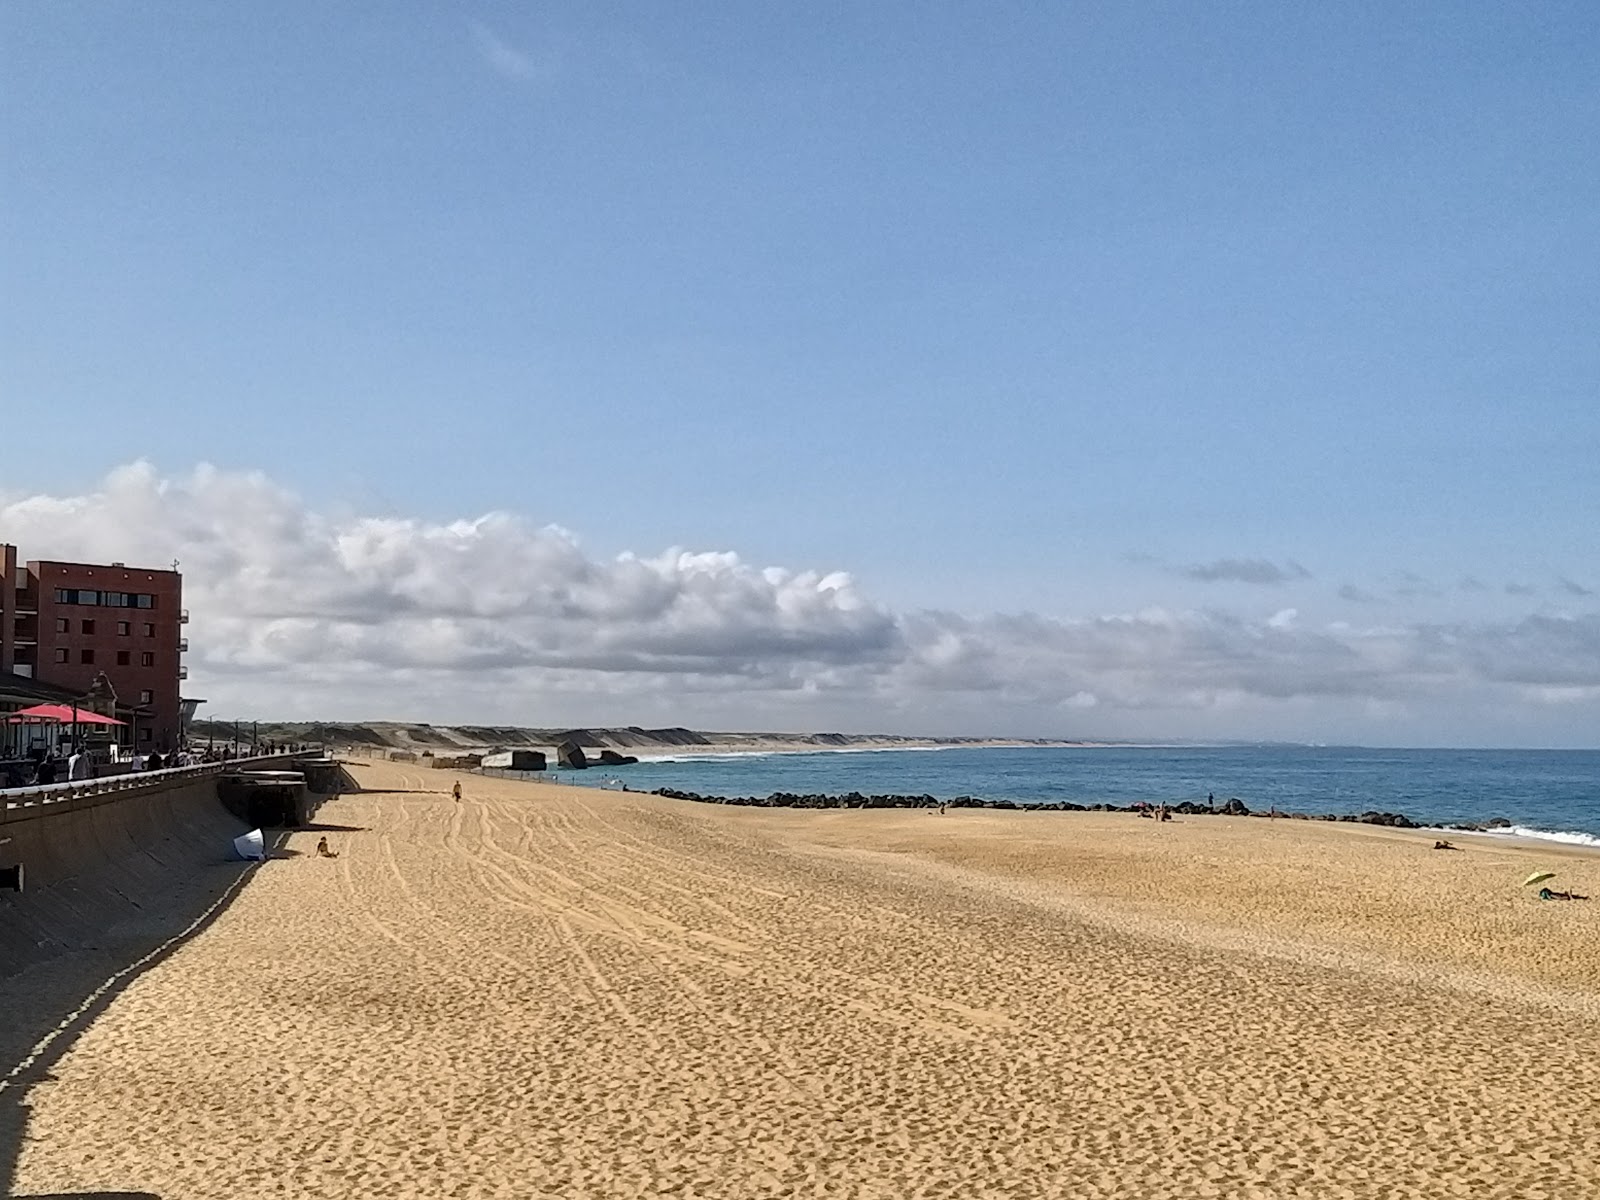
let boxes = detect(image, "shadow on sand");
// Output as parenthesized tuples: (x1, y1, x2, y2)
(0, 844, 276, 1198)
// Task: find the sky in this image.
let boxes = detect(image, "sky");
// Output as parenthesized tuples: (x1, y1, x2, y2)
(2, 3, 1597, 746)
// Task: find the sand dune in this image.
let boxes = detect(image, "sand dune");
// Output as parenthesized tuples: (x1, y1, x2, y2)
(7, 760, 1598, 1198)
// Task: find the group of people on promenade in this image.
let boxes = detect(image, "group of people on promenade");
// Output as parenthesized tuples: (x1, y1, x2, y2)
(5, 737, 324, 787)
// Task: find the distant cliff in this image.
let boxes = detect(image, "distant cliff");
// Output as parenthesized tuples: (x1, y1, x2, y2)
(186, 719, 1074, 754)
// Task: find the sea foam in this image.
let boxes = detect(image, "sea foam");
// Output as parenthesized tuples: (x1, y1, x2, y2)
(1484, 825, 1600, 849)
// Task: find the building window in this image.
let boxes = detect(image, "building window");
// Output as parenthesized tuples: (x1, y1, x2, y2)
(55, 617, 69, 633)
(140, 689, 154, 704)
(80, 649, 95, 664)
(55, 648, 68, 663)
(117, 650, 131, 666)
(82, 619, 95, 634)
(141, 652, 154, 667)
(137, 594, 154, 608)
(139, 727, 152, 743)
(143, 623, 155, 637)
(118, 621, 130, 636)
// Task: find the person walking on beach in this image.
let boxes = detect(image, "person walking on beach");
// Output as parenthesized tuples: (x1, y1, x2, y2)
(452, 781, 462, 803)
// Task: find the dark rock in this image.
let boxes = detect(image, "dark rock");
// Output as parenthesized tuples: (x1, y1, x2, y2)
(643, 786, 1418, 830)
(555, 740, 589, 769)
(596, 750, 639, 766)
(1354, 810, 1418, 828)
(1487, 817, 1512, 829)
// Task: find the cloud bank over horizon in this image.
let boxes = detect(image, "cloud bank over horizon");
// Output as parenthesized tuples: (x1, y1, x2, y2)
(3, 464, 1597, 747)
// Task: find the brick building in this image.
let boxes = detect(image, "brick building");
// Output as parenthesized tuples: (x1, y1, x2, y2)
(1, 544, 189, 750)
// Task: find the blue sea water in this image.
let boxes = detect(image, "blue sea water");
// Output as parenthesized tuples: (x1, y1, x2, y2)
(572, 745, 1600, 846)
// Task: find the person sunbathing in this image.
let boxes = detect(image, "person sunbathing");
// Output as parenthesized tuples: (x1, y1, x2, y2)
(316, 836, 339, 859)
(1538, 887, 1588, 901)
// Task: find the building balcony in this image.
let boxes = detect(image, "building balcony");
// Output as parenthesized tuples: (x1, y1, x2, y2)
(180, 609, 190, 624)
(178, 665, 189, 680)
(178, 638, 189, 653)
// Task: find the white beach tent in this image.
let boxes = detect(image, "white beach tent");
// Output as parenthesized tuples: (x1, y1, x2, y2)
(232, 829, 266, 861)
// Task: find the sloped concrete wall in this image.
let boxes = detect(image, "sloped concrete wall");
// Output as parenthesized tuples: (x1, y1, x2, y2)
(0, 778, 254, 977)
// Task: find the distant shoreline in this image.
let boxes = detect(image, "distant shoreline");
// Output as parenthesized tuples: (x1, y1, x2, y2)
(189, 719, 1599, 755)
(200, 717, 1131, 757)
(627, 738, 1128, 761)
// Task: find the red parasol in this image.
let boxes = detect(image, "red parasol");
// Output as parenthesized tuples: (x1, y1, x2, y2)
(4, 703, 126, 726)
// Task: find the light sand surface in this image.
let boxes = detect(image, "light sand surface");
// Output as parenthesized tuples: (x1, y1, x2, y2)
(7, 760, 1598, 1199)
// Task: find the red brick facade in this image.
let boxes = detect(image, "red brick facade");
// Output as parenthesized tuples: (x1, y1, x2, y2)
(0, 544, 15, 679)
(3, 547, 187, 750)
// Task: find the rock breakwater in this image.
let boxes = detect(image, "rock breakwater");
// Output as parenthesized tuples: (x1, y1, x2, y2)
(649, 788, 1426, 827)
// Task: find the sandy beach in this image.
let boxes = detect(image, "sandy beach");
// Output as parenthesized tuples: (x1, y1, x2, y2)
(6, 759, 1598, 1198)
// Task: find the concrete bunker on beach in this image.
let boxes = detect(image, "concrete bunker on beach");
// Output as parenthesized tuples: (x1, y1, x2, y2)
(482, 749, 546, 772)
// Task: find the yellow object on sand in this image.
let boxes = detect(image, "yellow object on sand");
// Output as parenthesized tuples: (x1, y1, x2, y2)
(1523, 871, 1557, 887)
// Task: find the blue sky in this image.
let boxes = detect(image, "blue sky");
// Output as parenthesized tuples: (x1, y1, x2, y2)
(2, 4, 1597, 744)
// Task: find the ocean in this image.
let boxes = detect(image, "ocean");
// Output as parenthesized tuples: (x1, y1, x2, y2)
(570, 744, 1600, 846)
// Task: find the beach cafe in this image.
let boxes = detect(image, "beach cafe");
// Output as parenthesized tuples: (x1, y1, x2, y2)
(1, 672, 136, 783)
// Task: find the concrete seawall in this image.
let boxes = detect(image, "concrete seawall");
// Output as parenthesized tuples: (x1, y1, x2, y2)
(0, 773, 279, 1197)
(0, 775, 261, 978)
(0, 758, 345, 1197)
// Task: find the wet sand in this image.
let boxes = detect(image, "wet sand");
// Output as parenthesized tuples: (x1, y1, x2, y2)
(7, 759, 1598, 1198)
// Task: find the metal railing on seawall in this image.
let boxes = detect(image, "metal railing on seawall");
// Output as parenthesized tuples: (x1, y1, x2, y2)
(0, 754, 308, 826)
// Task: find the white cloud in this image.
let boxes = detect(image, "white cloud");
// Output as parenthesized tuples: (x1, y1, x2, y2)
(469, 20, 538, 81)
(3, 463, 1598, 744)
(1180, 558, 1310, 585)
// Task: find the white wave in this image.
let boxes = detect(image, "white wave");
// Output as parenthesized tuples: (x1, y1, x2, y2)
(634, 744, 957, 764)
(797, 745, 954, 755)
(634, 751, 783, 763)
(1485, 825, 1600, 849)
